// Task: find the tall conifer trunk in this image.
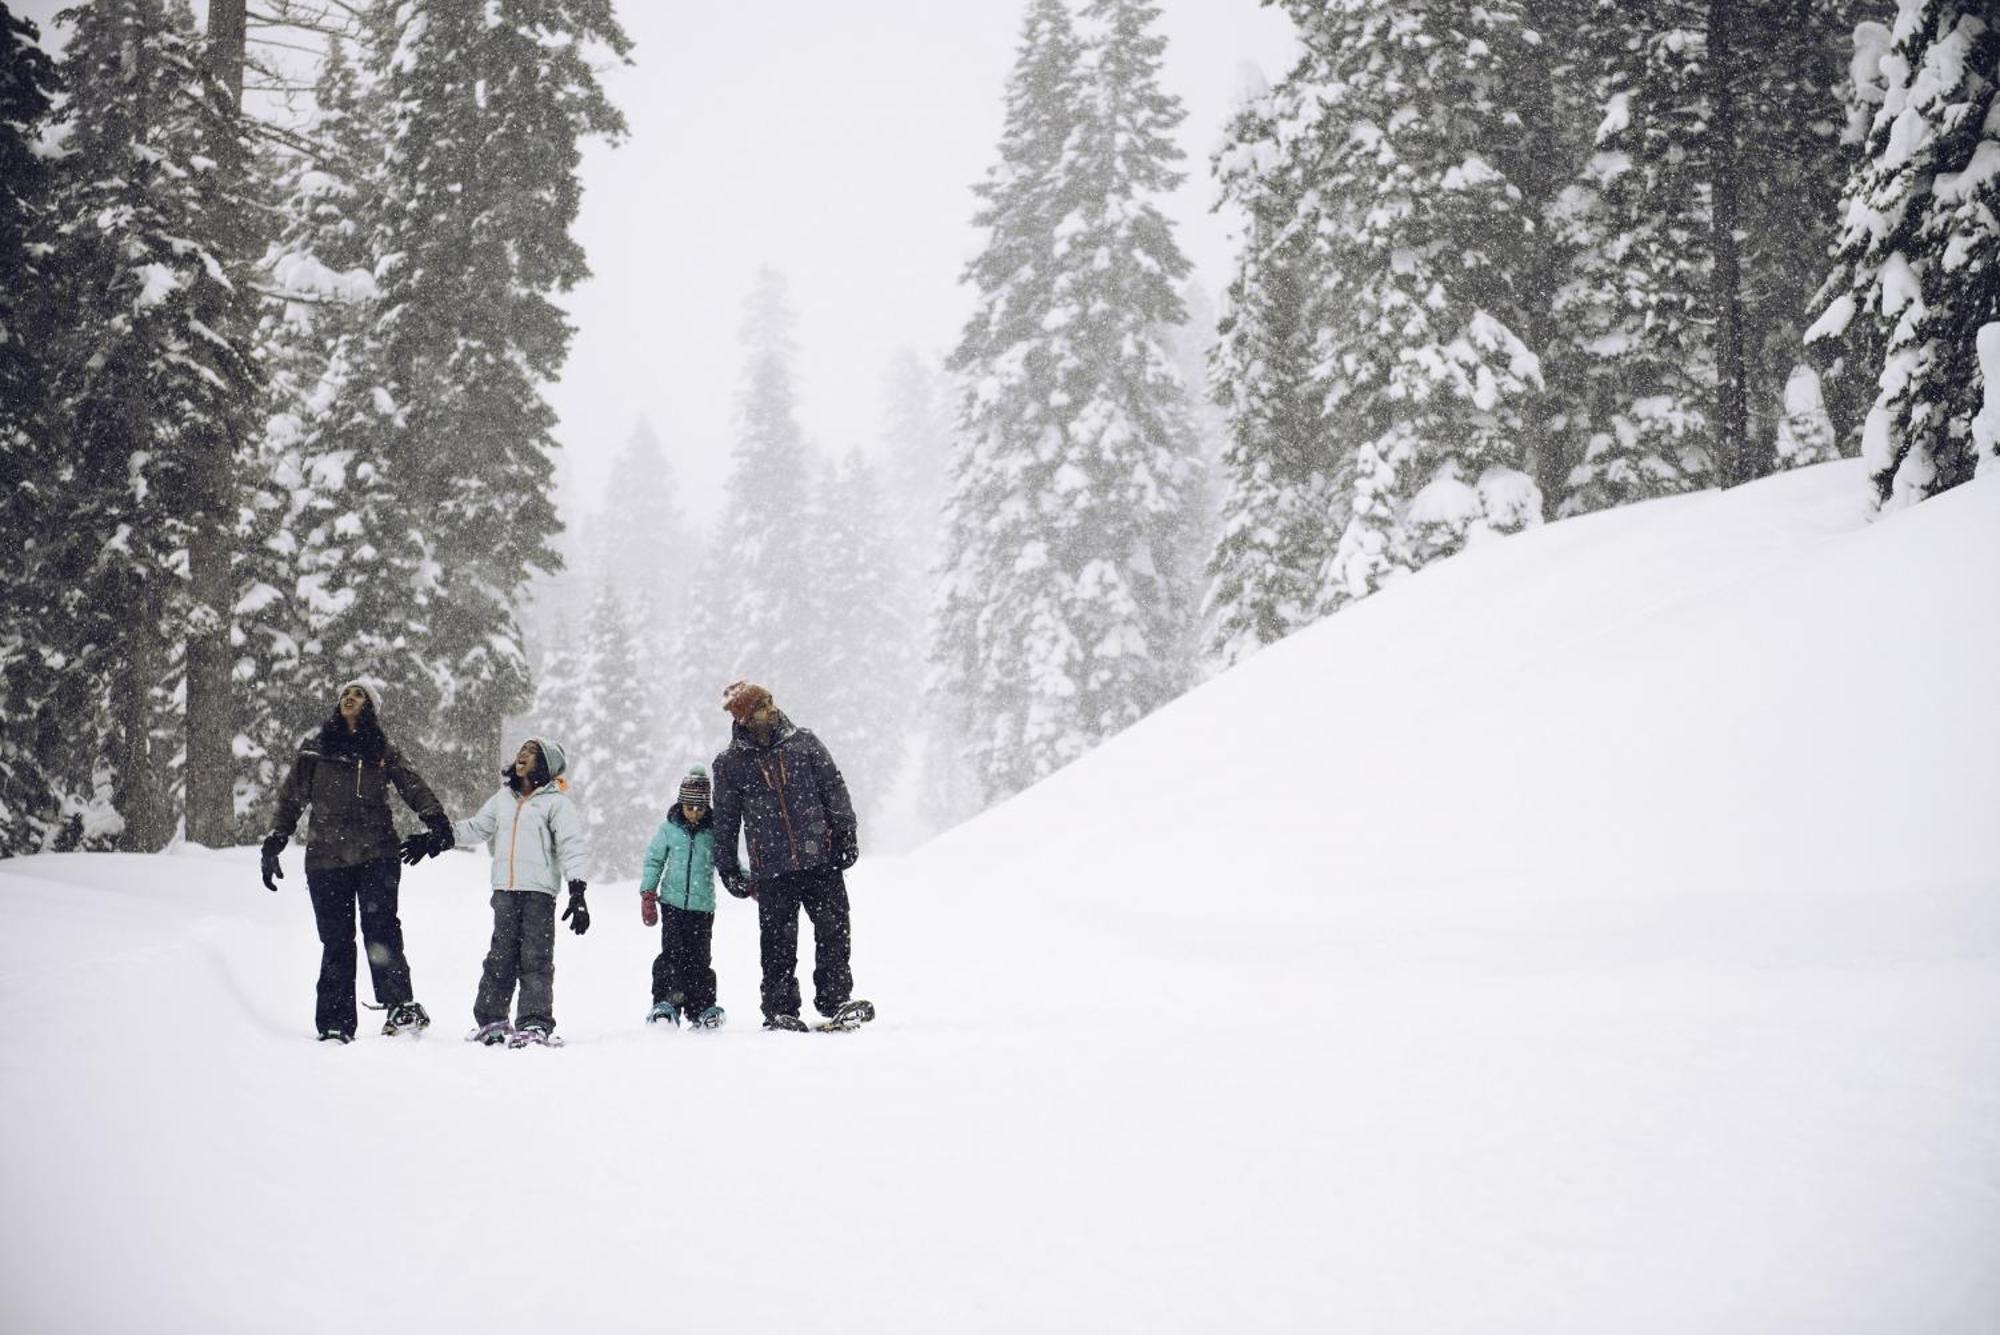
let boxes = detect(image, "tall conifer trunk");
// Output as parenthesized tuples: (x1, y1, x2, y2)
(1708, 0, 1754, 486)
(184, 0, 249, 847)
(116, 590, 173, 850)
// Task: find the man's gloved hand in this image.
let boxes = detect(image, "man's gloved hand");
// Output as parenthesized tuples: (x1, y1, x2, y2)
(399, 830, 445, 865)
(722, 868, 751, 899)
(260, 834, 286, 892)
(833, 838, 859, 872)
(640, 890, 659, 927)
(563, 881, 590, 935)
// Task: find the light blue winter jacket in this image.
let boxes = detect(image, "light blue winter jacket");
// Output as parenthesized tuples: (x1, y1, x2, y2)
(451, 737, 588, 896)
(639, 807, 716, 914)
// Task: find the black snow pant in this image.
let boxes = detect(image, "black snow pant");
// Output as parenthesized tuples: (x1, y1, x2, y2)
(474, 890, 558, 1034)
(651, 904, 717, 1015)
(755, 865, 852, 1021)
(306, 857, 414, 1037)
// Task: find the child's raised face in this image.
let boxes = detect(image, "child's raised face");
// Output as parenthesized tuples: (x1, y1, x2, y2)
(513, 742, 542, 780)
(680, 801, 706, 823)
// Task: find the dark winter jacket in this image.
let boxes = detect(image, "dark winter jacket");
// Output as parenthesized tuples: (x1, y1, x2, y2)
(271, 724, 446, 872)
(712, 712, 857, 890)
(638, 805, 716, 913)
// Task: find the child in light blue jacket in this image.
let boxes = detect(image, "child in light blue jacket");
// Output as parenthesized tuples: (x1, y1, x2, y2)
(637, 765, 722, 1029)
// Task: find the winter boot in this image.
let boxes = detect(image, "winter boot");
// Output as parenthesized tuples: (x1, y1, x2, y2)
(467, 1021, 511, 1046)
(646, 1001, 681, 1028)
(317, 1029, 354, 1044)
(816, 999, 876, 1033)
(691, 1005, 726, 1031)
(761, 1013, 809, 1033)
(507, 1023, 562, 1049)
(383, 1001, 431, 1037)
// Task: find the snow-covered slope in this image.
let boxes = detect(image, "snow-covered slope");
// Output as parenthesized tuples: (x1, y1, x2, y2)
(4, 461, 1996, 1334)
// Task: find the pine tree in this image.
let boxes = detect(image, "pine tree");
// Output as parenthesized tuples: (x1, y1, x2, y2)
(1204, 62, 1347, 666)
(933, 0, 1090, 804)
(1810, 0, 1998, 510)
(570, 586, 655, 879)
(238, 34, 386, 826)
(935, 0, 1202, 807)
(355, 0, 630, 810)
(1553, 0, 1719, 516)
(711, 268, 821, 703)
(0, 4, 81, 854)
(1309, 0, 1548, 609)
(811, 450, 915, 833)
(40, 0, 267, 850)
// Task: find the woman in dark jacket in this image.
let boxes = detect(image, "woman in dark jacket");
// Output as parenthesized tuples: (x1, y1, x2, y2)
(261, 680, 451, 1043)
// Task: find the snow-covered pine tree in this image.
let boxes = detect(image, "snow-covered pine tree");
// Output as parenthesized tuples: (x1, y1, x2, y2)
(570, 585, 655, 879)
(362, 0, 629, 811)
(933, 0, 1090, 806)
(582, 418, 685, 756)
(711, 268, 821, 704)
(656, 544, 730, 782)
(809, 449, 916, 834)
(1310, 0, 1547, 608)
(529, 609, 583, 752)
(935, 0, 1203, 807)
(877, 349, 970, 834)
(0, 5, 84, 855)
(1039, 0, 1204, 746)
(1809, 0, 1998, 510)
(1736, 0, 1875, 471)
(1204, 60, 1348, 667)
(237, 34, 387, 826)
(1552, 0, 1718, 517)
(40, 0, 267, 850)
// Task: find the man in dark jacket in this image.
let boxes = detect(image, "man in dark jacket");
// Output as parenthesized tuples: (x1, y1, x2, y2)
(712, 680, 873, 1032)
(263, 680, 450, 1042)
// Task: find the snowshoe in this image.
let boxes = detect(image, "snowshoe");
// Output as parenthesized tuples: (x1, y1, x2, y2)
(467, 1021, 511, 1046)
(317, 1029, 354, 1044)
(507, 1024, 563, 1049)
(382, 1000, 431, 1037)
(690, 1005, 725, 1031)
(816, 999, 875, 1033)
(762, 1013, 810, 1033)
(646, 1001, 681, 1028)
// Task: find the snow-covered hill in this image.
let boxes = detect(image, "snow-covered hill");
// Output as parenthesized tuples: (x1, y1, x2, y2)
(4, 461, 1995, 1334)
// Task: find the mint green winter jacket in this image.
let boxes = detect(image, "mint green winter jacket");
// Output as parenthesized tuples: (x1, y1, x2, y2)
(639, 806, 716, 914)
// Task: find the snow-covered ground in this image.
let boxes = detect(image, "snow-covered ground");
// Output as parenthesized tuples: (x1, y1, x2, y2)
(3, 460, 1996, 1334)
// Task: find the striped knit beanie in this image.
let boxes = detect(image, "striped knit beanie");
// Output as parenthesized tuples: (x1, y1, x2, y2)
(678, 764, 712, 807)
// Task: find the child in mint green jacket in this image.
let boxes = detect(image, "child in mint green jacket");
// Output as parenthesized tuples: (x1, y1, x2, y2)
(638, 765, 722, 1029)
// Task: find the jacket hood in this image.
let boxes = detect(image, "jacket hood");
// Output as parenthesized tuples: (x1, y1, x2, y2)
(727, 710, 796, 752)
(528, 737, 569, 779)
(669, 804, 713, 833)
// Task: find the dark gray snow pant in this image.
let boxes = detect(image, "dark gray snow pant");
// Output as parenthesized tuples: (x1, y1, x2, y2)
(756, 866, 852, 1021)
(474, 890, 558, 1034)
(651, 904, 717, 1015)
(306, 857, 413, 1037)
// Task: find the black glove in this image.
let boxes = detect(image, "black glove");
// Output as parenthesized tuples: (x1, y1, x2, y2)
(421, 808, 454, 847)
(399, 830, 445, 865)
(722, 868, 751, 899)
(833, 838, 859, 872)
(563, 881, 590, 935)
(260, 834, 286, 892)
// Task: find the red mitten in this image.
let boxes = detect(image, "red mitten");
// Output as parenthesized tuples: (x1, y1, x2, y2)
(640, 891, 659, 927)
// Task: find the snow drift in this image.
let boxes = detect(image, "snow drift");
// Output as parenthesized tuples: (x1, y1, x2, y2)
(2, 460, 1995, 1334)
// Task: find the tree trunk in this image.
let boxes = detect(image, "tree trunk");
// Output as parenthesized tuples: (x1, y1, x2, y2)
(184, 0, 249, 848)
(115, 591, 174, 852)
(1708, 0, 1755, 485)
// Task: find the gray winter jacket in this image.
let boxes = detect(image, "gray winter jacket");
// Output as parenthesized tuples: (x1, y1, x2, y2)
(712, 712, 857, 890)
(452, 737, 588, 896)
